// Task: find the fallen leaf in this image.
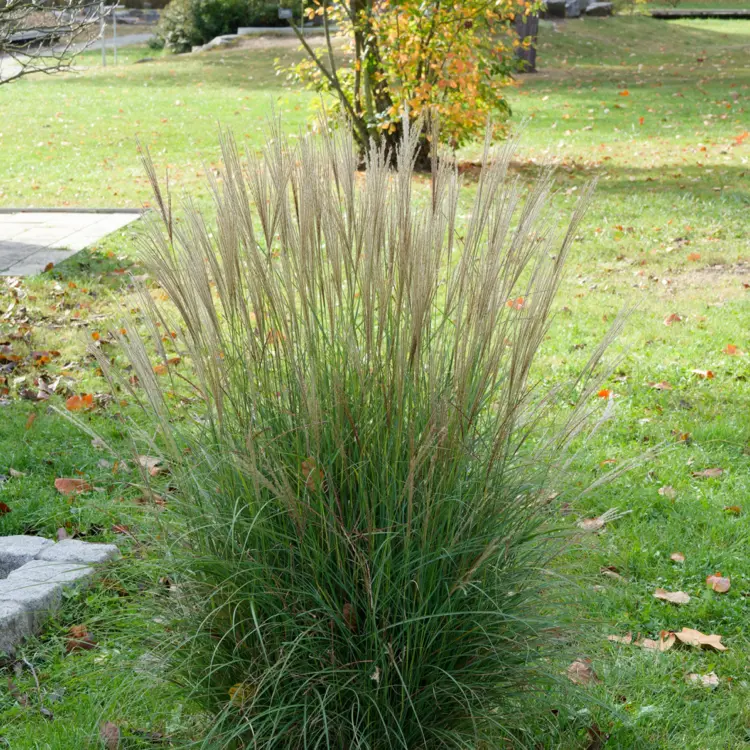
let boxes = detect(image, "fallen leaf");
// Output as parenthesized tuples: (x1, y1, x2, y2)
(597, 388, 613, 399)
(618, 89, 630, 96)
(54, 478, 92, 496)
(670, 552, 685, 563)
(600, 565, 626, 582)
(24, 412, 36, 430)
(638, 631, 676, 651)
(687, 671, 719, 688)
(301, 457, 324, 491)
(658, 485, 677, 499)
(65, 624, 97, 653)
(723, 344, 741, 356)
(650, 381, 673, 391)
(687, 252, 701, 262)
(692, 468, 723, 479)
(663, 313, 682, 326)
(137, 455, 164, 477)
(100, 721, 120, 750)
(578, 508, 629, 532)
(585, 722, 609, 750)
(0, 502, 11, 515)
(566, 658, 599, 686)
(9, 468, 25, 478)
(654, 588, 690, 605)
(65, 393, 94, 411)
(706, 572, 730, 593)
(607, 632, 632, 645)
(228, 681, 256, 707)
(691, 369, 714, 379)
(673, 627, 727, 651)
(723, 505, 741, 515)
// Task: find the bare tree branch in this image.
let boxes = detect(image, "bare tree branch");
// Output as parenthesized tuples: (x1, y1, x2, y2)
(0, 0, 104, 84)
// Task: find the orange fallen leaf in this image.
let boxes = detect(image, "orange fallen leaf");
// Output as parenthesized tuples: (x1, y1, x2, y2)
(723, 344, 742, 356)
(566, 658, 599, 686)
(54, 478, 92, 496)
(153, 364, 168, 375)
(691, 369, 714, 379)
(25, 412, 37, 430)
(654, 588, 690, 605)
(706, 572, 730, 593)
(65, 394, 94, 411)
(597, 388, 612, 399)
(673, 627, 727, 651)
(663, 313, 682, 326)
(618, 90, 630, 96)
(638, 116, 645, 125)
(66, 624, 97, 653)
(723, 505, 741, 515)
(506, 296, 525, 310)
(687, 252, 701, 262)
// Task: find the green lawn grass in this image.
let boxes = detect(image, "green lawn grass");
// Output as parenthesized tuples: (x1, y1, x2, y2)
(0, 15, 749, 748)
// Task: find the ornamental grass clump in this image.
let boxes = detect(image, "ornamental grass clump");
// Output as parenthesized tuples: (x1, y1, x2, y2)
(112, 123, 616, 748)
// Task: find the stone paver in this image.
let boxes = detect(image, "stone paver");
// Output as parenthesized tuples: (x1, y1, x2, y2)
(0, 535, 119, 654)
(0, 210, 141, 276)
(0, 535, 55, 577)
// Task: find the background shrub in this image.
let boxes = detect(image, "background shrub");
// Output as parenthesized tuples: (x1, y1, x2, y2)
(109, 125, 617, 747)
(156, 0, 300, 51)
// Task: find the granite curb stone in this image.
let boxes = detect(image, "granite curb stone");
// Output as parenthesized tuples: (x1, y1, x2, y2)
(0, 535, 118, 654)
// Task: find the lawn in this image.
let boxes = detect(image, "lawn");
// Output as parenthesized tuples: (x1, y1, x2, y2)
(1, 15, 749, 749)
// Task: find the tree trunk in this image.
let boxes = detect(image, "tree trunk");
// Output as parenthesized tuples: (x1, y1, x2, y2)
(515, 14, 539, 73)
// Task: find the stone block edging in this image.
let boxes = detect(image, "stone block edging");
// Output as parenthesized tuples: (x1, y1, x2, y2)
(0, 536, 119, 655)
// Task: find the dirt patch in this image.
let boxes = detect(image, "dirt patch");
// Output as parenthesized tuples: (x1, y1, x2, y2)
(236, 34, 328, 52)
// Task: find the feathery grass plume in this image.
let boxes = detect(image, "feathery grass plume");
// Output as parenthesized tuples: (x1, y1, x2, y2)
(108, 122, 620, 748)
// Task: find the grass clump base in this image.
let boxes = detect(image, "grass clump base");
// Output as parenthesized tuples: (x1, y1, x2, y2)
(111, 123, 617, 748)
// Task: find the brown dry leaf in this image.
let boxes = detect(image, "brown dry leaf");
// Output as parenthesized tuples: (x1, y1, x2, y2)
(577, 508, 629, 532)
(9, 468, 25, 478)
(663, 313, 682, 326)
(566, 658, 600, 686)
(25, 412, 36, 430)
(0, 502, 11, 515)
(65, 624, 97, 654)
(137, 455, 164, 477)
(607, 633, 633, 645)
(100, 721, 120, 749)
(692, 468, 724, 479)
(658, 486, 677, 499)
(670, 552, 685, 563)
(723, 505, 742, 516)
(301, 457, 324, 492)
(54, 478, 91, 496)
(723, 344, 742, 356)
(600, 565, 626, 582)
(650, 381, 673, 391)
(673, 627, 727, 651)
(687, 672, 719, 688)
(706, 572, 730, 593)
(638, 631, 676, 652)
(654, 588, 690, 605)
(691, 369, 715, 379)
